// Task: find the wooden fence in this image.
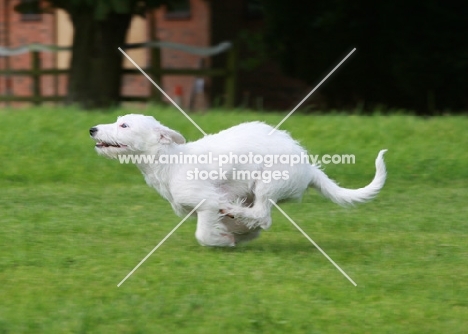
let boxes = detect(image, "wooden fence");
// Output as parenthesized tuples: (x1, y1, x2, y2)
(0, 41, 237, 108)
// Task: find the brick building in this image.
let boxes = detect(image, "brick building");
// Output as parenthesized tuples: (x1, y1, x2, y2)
(0, 0, 309, 110)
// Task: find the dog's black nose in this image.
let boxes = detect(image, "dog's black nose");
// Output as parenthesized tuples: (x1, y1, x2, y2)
(89, 127, 98, 136)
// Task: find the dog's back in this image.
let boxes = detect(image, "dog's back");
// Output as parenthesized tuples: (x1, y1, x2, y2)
(185, 121, 305, 158)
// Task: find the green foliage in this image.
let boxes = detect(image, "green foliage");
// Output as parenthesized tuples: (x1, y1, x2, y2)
(1, 107, 467, 332)
(238, 30, 268, 71)
(262, 0, 468, 114)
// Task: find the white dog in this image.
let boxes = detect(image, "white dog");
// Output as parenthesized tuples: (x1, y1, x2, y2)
(90, 114, 387, 247)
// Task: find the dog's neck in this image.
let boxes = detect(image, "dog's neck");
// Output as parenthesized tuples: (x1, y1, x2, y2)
(134, 144, 185, 203)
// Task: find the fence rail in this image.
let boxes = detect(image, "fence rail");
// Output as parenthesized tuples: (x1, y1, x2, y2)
(0, 41, 237, 107)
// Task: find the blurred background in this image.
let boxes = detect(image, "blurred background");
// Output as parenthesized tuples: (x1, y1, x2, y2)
(1, 2, 468, 332)
(1, 0, 467, 114)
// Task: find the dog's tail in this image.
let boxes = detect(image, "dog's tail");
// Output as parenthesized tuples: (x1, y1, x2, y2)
(308, 149, 387, 205)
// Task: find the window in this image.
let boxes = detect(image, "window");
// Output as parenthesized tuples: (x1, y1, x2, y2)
(20, 0, 42, 22)
(165, 0, 191, 20)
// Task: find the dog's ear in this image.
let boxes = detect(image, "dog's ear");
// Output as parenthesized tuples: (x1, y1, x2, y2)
(158, 127, 186, 145)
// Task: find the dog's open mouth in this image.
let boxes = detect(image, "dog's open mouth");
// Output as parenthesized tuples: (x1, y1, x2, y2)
(95, 142, 127, 148)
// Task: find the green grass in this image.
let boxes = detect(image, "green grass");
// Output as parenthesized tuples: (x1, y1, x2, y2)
(1, 106, 467, 333)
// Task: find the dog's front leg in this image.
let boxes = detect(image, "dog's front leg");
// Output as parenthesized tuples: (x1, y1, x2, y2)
(195, 210, 235, 247)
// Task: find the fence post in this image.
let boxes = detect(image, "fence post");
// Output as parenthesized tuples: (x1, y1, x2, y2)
(224, 42, 238, 109)
(149, 10, 162, 104)
(150, 46, 162, 104)
(31, 51, 41, 106)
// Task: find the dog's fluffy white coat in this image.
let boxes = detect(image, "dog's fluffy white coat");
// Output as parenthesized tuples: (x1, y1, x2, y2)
(90, 114, 387, 247)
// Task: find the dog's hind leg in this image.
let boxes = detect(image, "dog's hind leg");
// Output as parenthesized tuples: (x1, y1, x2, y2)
(195, 210, 236, 247)
(233, 229, 262, 244)
(230, 201, 272, 230)
(224, 183, 274, 230)
(218, 215, 262, 244)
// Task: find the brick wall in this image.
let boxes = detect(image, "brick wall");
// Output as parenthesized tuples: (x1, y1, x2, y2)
(121, 0, 212, 111)
(154, 0, 211, 110)
(0, 0, 57, 103)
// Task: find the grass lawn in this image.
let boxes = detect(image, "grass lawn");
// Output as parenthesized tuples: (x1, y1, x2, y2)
(0, 107, 467, 333)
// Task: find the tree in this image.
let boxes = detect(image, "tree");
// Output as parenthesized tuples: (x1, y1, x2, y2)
(262, 0, 468, 114)
(16, 0, 170, 109)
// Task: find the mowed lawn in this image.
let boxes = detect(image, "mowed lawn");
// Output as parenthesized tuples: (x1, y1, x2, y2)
(0, 107, 467, 333)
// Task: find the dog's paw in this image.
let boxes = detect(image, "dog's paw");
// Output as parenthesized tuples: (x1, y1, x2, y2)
(195, 228, 236, 247)
(221, 203, 248, 218)
(220, 233, 236, 246)
(244, 216, 271, 230)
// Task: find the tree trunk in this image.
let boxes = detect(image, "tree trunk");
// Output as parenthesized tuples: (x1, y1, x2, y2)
(67, 11, 132, 109)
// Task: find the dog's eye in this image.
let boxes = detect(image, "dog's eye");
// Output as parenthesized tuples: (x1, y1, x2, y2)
(120, 123, 129, 128)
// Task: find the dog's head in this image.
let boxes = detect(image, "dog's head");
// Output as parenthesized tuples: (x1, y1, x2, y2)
(89, 114, 185, 159)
